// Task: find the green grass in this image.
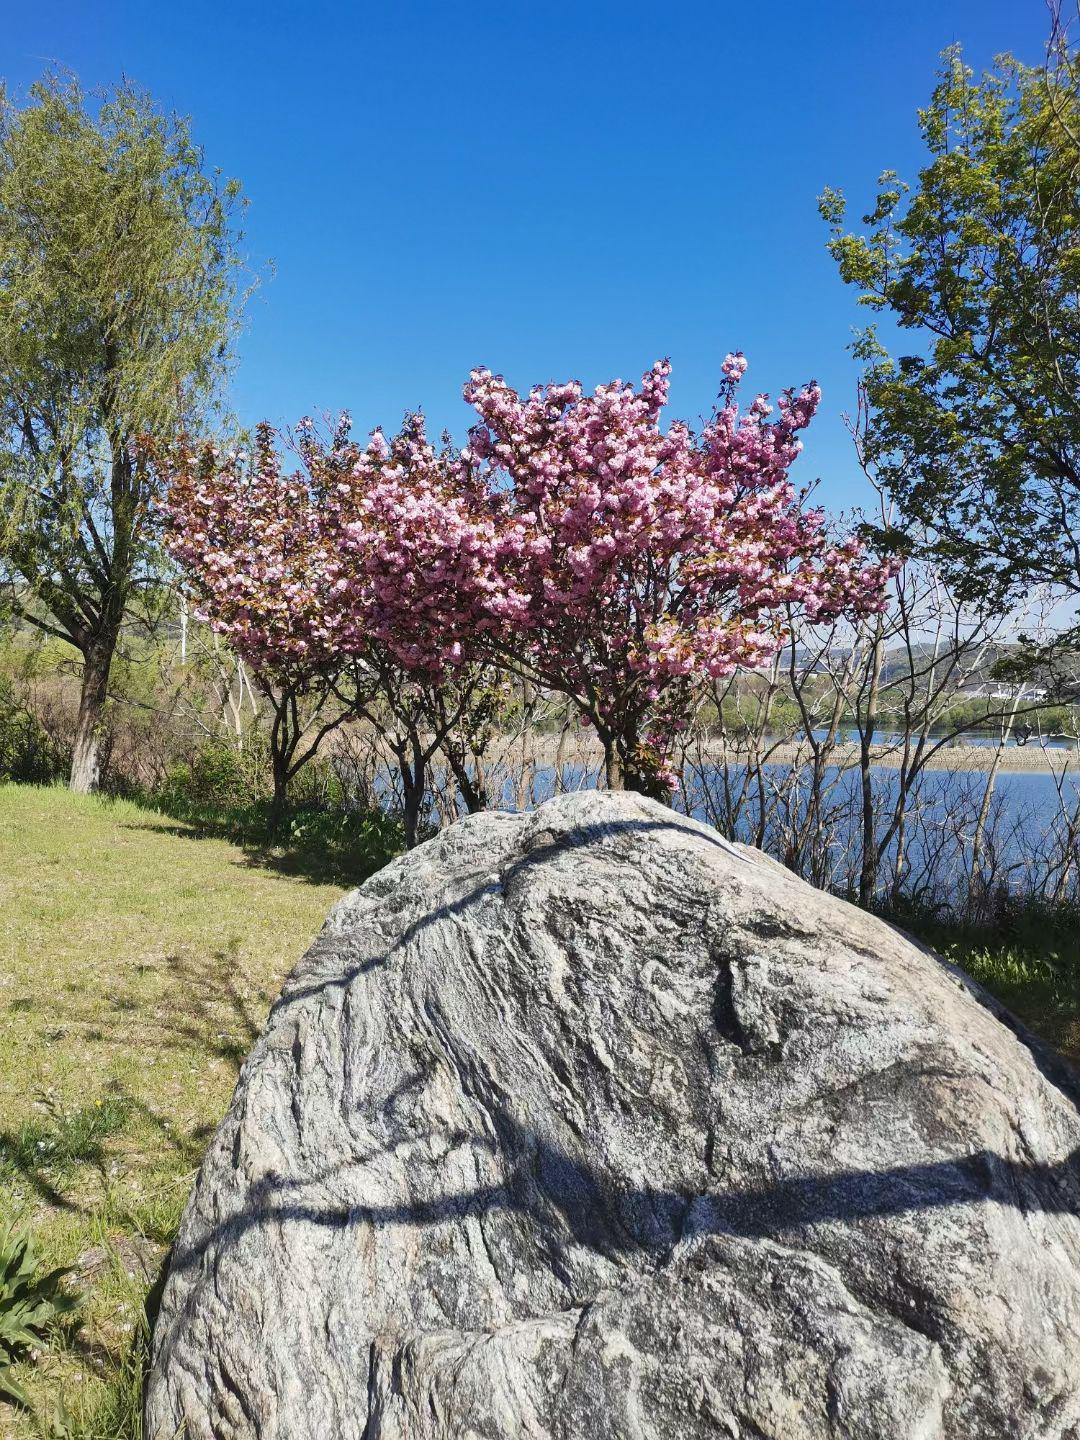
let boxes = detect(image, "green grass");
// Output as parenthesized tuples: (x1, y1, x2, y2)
(962, 946, 1080, 1057)
(142, 791, 404, 890)
(0, 783, 350, 1438)
(918, 914, 1080, 1070)
(1, 1098, 132, 1189)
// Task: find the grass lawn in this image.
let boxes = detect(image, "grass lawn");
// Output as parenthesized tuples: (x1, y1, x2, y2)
(0, 784, 347, 1438)
(906, 911, 1080, 1072)
(1, 783, 1077, 1436)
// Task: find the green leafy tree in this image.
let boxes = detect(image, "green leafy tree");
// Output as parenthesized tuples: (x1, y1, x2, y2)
(820, 31, 1079, 632)
(0, 75, 245, 791)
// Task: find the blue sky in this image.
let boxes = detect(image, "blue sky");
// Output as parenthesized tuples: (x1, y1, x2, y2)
(6, 1, 1050, 511)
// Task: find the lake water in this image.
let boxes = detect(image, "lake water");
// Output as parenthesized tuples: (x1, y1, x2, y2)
(680, 761, 1080, 902)
(496, 756, 1079, 904)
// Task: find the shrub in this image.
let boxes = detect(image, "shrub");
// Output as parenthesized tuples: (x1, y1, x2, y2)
(0, 679, 70, 784)
(139, 736, 403, 886)
(157, 737, 267, 813)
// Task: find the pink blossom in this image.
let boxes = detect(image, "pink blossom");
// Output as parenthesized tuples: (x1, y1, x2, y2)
(160, 356, 895, 797)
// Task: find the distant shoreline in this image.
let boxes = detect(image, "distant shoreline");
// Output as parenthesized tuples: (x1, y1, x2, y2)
(724, 741, 1079, 774)
(519, 734, 1078, 776)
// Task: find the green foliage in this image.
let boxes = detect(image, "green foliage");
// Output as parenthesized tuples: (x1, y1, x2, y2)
(158, 737, 267, 812)
(0, 70, 245, 589)
(0, 1096, 131, 1187)
(0, 73, 248, 787)
(890, 893, 1080, 1064)
(150, 787, 403, 888)
(277, 802, 403, 872)
(145, 737, 403, 885)
(714, 694, 804, 737)
(0, 73, 244, 449)
(0, 679, 69, 784)
(821, 41, 1080, 612)
(704, 687, 1080, 739)
(0, 635, 73, 784)
(926, 696, 1078, 737)
(0, 1218, 79, 1409)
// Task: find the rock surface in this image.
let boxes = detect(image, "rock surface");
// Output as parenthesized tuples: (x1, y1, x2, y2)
(146, 791, 1080, 1439)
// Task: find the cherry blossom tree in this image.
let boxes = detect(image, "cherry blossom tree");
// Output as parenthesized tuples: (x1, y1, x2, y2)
(291, 413, 513, 837)
(161, 355, 894, 810)
(339, 357, 895, 795)
(158, 422, 355, 811)
(160, 419, 506, 840)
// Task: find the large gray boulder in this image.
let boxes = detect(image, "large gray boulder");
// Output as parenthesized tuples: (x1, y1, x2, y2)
(146, 791, 1080, 1439)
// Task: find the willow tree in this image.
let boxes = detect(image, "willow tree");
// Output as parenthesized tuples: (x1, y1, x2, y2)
(0, 76, 245, 791)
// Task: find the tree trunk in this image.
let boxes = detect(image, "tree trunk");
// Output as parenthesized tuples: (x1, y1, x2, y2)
(443, 746, 486, 814)
(402, 773, 424, 849)
(268, 696, 298, 818)
(69, 430, 135, 795)
(601, 732, 624, 791)
(398, 733, 427, 849)
(857, 629, 885, 908)
(270, 746, 291, 816)
(69, 636, 116, 794)
(609, 729, 674, 803)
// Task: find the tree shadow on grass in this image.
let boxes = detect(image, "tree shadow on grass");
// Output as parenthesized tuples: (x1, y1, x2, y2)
(119, 804, 400, 890)
(0, 1139, 84, 1214)
(106, 1085, 211, 1173)
(27, 946, 270, 1081)
(0, 944, 273, 1221)
(151, 949, 264, 1076)
(0, 1092, 133, 1213)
